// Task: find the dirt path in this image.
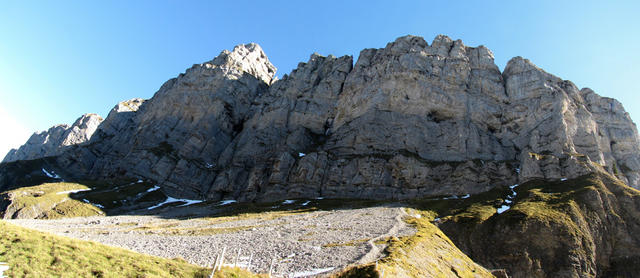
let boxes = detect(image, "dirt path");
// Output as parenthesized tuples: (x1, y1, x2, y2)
(9, 205, 414, 277)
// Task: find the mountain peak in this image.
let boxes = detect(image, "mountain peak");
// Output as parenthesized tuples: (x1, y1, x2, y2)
(210, 43, 277, 84)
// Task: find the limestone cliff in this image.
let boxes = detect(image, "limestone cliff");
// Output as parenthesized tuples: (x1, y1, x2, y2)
(2, 35, 639, 203)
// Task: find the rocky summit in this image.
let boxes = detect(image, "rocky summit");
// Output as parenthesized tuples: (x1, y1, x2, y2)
(2, 35, 639, 202)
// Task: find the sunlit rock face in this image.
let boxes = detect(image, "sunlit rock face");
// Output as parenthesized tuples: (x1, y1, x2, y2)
(2, 113, 103, 163)
(3, 35, 639, 201)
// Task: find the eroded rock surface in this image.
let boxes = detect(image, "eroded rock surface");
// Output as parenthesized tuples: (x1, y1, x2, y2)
(2, 35, 639, 202)
(2, 113, 103, 163)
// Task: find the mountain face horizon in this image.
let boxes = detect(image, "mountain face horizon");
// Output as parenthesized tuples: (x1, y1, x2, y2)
(2, 34, 639, 202)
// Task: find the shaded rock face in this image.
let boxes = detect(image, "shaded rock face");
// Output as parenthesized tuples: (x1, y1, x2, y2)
(2, 35, 639, 202)
(439, 172, 640, 278)
(2, 113, 103, 163)
(75, 43, 276, 198)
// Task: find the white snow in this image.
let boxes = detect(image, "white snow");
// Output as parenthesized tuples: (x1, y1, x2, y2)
(516, 168, 521, 174)
(298, 152, 306, 157)
(205, 163, 214, 169)
(316, 197, 324, 200)
(561, 178, 568, 181)
(497, 205, 511, 214)
(56, 188, 91, 195)
(497, 184, 520, 214)
(301, 201, 311, 206)
(147, 197, 204, 210)
(461, 194, 470, 199)
(146, 185, 161, 193)
(82, 199, 105, 209)
(218, 200, 237, 206)
(137, 179, 144, 183)
(292, 267, 335, 278)
(0, 262, 9, 277)
(282, 200, 295, 205)
(42, 168, 61, 179)
(433, 217, 441, 222)
(176, 199, 204, 207)
(442, 195, 459, 200)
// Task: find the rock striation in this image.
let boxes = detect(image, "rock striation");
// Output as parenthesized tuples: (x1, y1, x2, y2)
(2, 35, 639, 203)
(2, 113, 103, 163)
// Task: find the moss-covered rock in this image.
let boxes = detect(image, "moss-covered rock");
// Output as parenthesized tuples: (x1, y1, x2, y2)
(437, 172, 640, 277)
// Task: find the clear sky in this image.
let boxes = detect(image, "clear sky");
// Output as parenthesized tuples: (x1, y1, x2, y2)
(1, 1, 639, 158)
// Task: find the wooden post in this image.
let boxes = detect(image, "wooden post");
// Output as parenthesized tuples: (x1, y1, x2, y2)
(268, 257, 275, 278)
(218, 246, 226, 271)
(234, 248, 240, 267)
(246, 253, 253, 271)
(209, 254, 218, 278)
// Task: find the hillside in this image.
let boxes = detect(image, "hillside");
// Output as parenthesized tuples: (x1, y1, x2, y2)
(0, 220, 212, 277)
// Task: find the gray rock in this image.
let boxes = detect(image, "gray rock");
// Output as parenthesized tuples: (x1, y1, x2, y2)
(2, 113, 103, 163)
(3, 35, 640, 201)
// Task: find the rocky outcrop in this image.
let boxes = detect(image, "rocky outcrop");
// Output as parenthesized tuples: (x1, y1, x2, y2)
(2, 35, 639, 203)
(2, 113, 103, 163)
(75, 43, 276, 198)
(439, 171, 640, 277)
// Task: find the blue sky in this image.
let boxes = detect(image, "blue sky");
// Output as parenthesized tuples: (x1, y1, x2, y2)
(1, 1, 639, 157)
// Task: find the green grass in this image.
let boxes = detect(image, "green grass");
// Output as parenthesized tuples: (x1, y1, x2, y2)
(375, 209, 494, 278)
(0, 220, 211, 277)
(1, 180, 167, 219)
(2, 182, 103, 219)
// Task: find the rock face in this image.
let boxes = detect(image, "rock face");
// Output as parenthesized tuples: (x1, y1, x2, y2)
(439, 171, 640, 277)
(2, 35, 639, 203)
(2, 113, 103, 163)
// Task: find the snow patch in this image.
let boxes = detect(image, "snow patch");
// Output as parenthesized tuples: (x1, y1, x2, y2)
(497, 205, 511, 214)
(42, 168, 61, 179)
(147, 196, 204, 210)
(298, 152, 306, 157)
(282, 200, 295, 205)
(56, 188, 91, 195)
(218, 200, 237, 206)
(82, 199, 105, 209)
(292, 267, 335, 278)
(316, 197, 324, 200)
(461, 194, 470, 199)
(205, 163, 214, 169)
(301, 201, 311, 206)
(146, 185, 161, 193)
(497, 184, 520, 214)
(137, 179, 143, 183)
(0, 262, 9, 277)
(561, 178, 568, 181)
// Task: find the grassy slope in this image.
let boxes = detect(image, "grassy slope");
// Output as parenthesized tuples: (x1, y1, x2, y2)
(334, 209, 494, 278)
(1, 182, 103, 219)
(0, 220, 210, 277)
(377, 209, 494, 278)
(0, 220, 268, 278)
(1, 180, 168, 219)
(431, 171, 640, 277)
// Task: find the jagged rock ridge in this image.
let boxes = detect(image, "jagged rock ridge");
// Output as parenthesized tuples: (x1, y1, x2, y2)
(2, 35, 639, 203)
(2, 113, 103, 163)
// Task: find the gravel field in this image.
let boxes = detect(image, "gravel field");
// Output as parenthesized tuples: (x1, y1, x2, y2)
(9, 204, 415, 277)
